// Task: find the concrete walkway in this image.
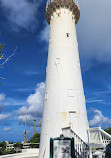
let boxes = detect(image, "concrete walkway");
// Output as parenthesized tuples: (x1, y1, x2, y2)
(0, 149, 39, 158)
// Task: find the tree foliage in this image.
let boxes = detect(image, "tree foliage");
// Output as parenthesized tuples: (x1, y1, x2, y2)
(0, 148, 16, 156)
(0, 43, 4, 59)
(0, 43, 4, 85)
(0, 43, 16, 85)
(105, 142, 111, 158)
(29, 133, 40, 143)
(0, 141, 6, 149)
(14, 142, 23, 149)
(104, 127, 111, 135)
(0, 141, 21, 155)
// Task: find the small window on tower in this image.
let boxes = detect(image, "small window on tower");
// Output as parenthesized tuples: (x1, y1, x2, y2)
(55, 58, 60, 65)
(45, 92, 48, 100)
(75, 60, 80, 68)
(66, 33, 70, 38)
(58, 13, 60, 17)
(68, 89, 74, 97)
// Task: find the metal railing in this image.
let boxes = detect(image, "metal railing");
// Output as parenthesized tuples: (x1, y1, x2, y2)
(87, 127, 111, 148)
(46, 0, 80, 10)
(62, 127, 111, 157)
(62, 127, 89, 158)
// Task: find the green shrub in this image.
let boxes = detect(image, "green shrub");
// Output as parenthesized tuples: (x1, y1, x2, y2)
(14, 142, 23, 149)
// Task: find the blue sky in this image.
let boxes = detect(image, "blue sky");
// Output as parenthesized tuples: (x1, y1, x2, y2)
(0, 0, 111, 142)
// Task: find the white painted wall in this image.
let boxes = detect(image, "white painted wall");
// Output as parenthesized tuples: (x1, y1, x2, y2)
(39, 8, 89, 158)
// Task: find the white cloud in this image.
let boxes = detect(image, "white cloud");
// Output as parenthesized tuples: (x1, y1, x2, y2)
(78, 0, 111, 65)
(0, 94, 5, 101)
(18, 114, 33, 125)
(0, 94, 11, 121)
(86, 99, 104, 103)
(39, 23, 50, 43)
(89, 109, 111, 127)
(26, 82, 45, 114)
(18, 82, 45, 124)
(0, 113, 11, 121)
(4, 98, 26, 106)
(0, 0, 42, 32)
(13, 88, 33, 93)
(3, 127, 12, 131)
(0, 94, 5, 111)
(24, 70, 39, 76)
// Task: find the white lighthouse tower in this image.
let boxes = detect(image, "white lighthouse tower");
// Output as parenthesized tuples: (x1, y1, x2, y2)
(39, 0, 89, 156)
(39, 0, 111, 158)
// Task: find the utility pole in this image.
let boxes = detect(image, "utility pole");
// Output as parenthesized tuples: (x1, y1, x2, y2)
(24, 112, 28, 143)
(33, 113, 36, 136)
(39, 120, 41, 134)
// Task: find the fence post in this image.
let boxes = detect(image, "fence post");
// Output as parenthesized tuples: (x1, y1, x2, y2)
(89, 146, 92, 158)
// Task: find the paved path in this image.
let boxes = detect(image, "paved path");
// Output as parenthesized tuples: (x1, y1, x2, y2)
(0, 154, 38, 158)
(0, 149, 39, 158)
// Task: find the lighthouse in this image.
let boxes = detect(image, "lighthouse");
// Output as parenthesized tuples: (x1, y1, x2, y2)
(39, 0, 89, 157)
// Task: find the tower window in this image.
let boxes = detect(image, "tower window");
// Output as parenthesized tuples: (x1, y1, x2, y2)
(66, 33, 70, 38)
(45, 92, 48, 100)
(75, 60, 80, 68)
(68, 89, 74, 97)
(58, 13, 60, 17)
(55, 58, 60, 65)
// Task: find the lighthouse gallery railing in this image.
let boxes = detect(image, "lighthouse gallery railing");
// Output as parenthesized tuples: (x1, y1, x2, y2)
(46, 0, 80, 10)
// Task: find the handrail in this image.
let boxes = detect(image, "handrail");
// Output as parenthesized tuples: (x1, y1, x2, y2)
(87, 127, 111, 147)
(71, 129, 89, 158)
(62, 127, 89, 158)
(62, 127, 111, 157)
